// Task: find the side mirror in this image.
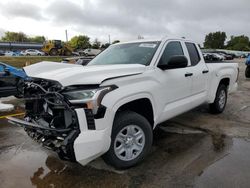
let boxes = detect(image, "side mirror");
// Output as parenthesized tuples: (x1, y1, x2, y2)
(158, 55, 188, 70)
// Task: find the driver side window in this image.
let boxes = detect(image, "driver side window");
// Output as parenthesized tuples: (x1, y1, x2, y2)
(159, 41, 184, 65)
(0, 65, 7, 77)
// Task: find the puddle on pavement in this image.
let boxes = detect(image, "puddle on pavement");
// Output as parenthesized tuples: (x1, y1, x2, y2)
(1, 122, 250, 188)
(194, 138, 250, 188)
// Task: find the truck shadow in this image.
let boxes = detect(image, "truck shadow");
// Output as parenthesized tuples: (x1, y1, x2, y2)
(29, 127, 232, 188)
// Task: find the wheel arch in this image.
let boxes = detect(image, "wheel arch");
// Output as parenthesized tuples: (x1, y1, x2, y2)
(219, 77, 230, 88)
(112, 95, 155, 128)
(209, 77, 230, 103)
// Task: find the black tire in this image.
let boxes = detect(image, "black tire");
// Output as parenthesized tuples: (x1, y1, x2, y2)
(209, 84, 228, 114)
(245, 66, 250, 78)
(64, 50, 72, 56)
(103, 111, 153, 169)
(26, 54, 30, 56)
(49, 49, 58, 56)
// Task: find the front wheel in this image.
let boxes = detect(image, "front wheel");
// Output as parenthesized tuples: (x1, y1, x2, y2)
(103, 111, 153, 169)
(64, 50, 72, 56)
(49, 49, 58, 56)
(209, 84, 228, 114)
(245, 66, 250, 78)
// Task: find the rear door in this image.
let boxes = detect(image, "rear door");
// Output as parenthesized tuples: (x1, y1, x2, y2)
(185, 42, 209, 104)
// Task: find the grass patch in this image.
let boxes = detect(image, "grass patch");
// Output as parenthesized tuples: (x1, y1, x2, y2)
(0, 56, 63, 68)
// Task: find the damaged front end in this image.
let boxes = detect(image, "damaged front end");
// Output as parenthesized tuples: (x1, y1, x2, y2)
(8, 78, 116, 163)
(8, 79, 81, 161)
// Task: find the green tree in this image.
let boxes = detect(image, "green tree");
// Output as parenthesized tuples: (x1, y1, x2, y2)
(1, 31, 28, 42)
(227, 35, 250, 51)
(92, 38, 101, 49)
(204, 31, 227, 49)
(69, 35, 91, 50)
(28, 36, 46, 43)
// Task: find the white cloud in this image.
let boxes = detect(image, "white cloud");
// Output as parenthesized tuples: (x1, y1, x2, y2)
(0, 0, 249, 44)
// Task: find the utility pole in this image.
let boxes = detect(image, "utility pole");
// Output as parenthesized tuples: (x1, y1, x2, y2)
(65, 30, 68, 42)
(108, 34, 111, 44)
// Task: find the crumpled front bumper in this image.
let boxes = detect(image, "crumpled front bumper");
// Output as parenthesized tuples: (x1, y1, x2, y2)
(8, 108, 111, 166)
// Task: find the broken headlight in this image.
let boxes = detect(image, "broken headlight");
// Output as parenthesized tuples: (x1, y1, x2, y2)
(63, 86, 115, 114)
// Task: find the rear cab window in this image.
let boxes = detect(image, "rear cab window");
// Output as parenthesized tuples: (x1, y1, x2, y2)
(185, 42, 201, 66)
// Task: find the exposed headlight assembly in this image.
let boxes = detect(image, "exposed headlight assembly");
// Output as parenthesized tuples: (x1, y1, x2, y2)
(63, 86, 116, 114)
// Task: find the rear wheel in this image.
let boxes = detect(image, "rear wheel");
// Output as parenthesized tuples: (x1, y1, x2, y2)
(103, 111, 153, 169)
(245, 66, 250, 78)
(49, 49, 58, 56)
(64, 50, 72, 56)
(209, 84, 227, 114)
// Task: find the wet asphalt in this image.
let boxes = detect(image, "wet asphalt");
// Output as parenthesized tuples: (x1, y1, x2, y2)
(0, 59, 250, 188)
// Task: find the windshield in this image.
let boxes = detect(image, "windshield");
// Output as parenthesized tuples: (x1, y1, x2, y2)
(88, 41, 160, 66)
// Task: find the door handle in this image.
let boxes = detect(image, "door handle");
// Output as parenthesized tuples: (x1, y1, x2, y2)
(185, 73, 193, 77)
(202, 70, 209, 74)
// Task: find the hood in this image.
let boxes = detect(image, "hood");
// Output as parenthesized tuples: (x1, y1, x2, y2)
(24, 61, 146, 86)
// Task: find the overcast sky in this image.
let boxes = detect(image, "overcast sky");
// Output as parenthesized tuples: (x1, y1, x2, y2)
(0, 0, 249, 45)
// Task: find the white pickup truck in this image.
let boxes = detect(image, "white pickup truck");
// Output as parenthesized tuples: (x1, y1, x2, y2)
(8, 38, 238, 169)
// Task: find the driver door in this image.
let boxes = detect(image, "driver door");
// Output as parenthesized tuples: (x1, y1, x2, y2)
(0, 64, 18, 97)
(156, 41, 193, 122)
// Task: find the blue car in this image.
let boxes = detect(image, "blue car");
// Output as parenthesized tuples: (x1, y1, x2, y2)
(0, 63, 28, 98)
(246, 55, 250, 78)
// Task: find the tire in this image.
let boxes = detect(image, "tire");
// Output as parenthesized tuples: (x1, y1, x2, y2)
(245, 66, 250, 78)
(209, 84, 228, 114)
(103, 111, 153, 169)
(49, 49, 58, 56)
(26, 54, 30, 56)
(64, 50, 72, 56)
(38, 53, 41, 56)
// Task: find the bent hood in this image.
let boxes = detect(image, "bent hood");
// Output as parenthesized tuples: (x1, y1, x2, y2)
(24, 61, 146, 86)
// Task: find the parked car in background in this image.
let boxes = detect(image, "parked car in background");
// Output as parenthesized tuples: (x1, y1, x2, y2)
(4, 51, 20, 56)
(72, 51, 80, 56)
(215, 51, 234, 60)
(218, 53, 233, 60)
(78, 48, 101, 56)
(61, 56, 95, 65)
(20, 49, 45, 56)
(203, 53, 224, 62)
(0, 50, 5, 56)
(245, 55, 250, 78)
(213, 53, 225, 61)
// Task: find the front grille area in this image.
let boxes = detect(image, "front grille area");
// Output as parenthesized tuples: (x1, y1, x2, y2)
(22, 79, 80, 161)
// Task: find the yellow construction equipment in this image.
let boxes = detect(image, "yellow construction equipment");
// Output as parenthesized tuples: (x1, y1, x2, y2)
(42, 40, 73, 56)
